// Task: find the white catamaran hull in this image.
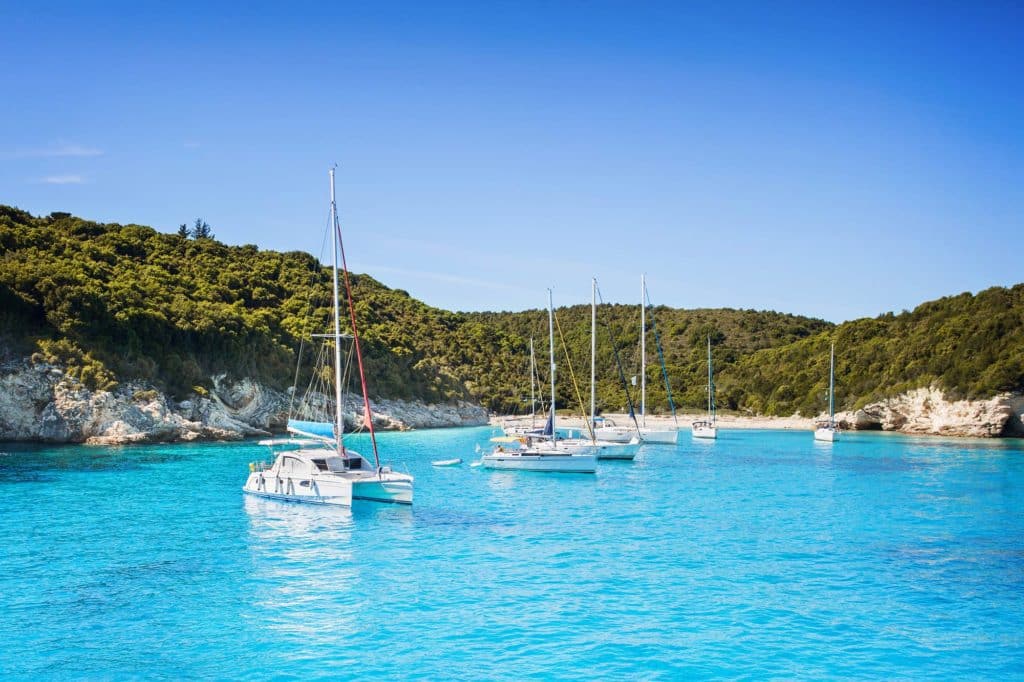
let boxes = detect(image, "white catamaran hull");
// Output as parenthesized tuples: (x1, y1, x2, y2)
(352, 473, 414, 504)
(243, 471, 353, 506)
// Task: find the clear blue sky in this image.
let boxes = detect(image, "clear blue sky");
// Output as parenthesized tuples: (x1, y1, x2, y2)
(2, 1, 1021, 322)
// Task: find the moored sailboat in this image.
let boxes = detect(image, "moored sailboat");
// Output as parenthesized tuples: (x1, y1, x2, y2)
(692, 335, 718, 439)
(814, 342, 840, 442)
(482, 290, 597, 473)
(243, 167, 413, 505)
(637, 275, 680, 444)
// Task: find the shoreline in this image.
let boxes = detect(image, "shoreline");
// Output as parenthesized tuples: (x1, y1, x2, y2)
(491, 412, 818, 432)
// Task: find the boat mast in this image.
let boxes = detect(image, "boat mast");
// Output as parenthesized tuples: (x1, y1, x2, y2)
(829, 342, 835, 427)
(332, 166, 381, 469)
(529, 337, 536, 429)
(707, 335, 714, 424)
(328, 167, 345, 456)
(641, 274, 646, 428)
(590, 277, 596, 442)
(548, 288, 556, 446)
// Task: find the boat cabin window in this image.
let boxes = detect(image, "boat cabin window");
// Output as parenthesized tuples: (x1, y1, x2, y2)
(311, 459, 329, 472)
(325, 456, 362, 472)
(281, 456, 309, 475)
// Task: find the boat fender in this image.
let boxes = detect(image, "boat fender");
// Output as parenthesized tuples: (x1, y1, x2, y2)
(249, 462, 255, 472)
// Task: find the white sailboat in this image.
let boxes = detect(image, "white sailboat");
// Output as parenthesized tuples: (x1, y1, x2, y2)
(243, 167, 414, 505)
(501, 337, 547, 438)
(588, 278, 644, 446)
(482, 290, 597, 473)
(560, 278, 637, 459)
(638, 275, 680, 444)
(692, 336, 718, 440)
(814, 342, 840, 442)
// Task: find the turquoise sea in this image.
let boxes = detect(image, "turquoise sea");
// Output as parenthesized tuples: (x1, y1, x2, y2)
(1, 427, 1022, 679)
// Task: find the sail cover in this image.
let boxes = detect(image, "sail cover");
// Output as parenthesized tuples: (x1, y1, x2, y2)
(287, 419, 336, 441)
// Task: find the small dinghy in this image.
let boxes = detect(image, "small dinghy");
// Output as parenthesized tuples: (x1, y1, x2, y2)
(431, 458, 463, 467)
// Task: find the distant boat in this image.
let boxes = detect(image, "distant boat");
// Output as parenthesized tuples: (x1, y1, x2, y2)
(692, 336, 718, 440)
(588, 277, 643, 447)
(243, 167, 413, 505)
(814, 342, 840, 442)
(637, 275, 680, 444)
(501, 337, 544, 437)
(482, 290, 597, 473)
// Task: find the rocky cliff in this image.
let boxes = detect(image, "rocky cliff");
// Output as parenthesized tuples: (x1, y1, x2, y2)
(834, 387, 1024, 438)
(0, 359, 489, 445)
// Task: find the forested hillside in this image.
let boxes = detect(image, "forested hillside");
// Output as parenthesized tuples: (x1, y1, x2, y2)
(2, 205, 1021, 417)
(718, 285, 1024, 416)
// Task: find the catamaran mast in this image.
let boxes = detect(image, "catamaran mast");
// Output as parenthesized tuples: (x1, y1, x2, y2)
(641, 274, 647, 428)
(332, 166, 381, 469)
(328, 167, 345, 455)
(590, 278, 596, 441)
(549, 289, 556, 446)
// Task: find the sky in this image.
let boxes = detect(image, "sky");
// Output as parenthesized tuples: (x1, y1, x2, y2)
(1, 1, 1021, 322)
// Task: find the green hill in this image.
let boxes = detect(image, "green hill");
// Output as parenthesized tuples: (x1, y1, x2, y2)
(2, 205, 1021, 417)
(718, 285, 1024, 416)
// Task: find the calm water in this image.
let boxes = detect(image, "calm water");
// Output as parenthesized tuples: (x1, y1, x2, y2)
(1, 428, 1022, 679)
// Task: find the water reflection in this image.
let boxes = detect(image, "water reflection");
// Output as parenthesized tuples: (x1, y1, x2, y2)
(242, 496, 362, 646)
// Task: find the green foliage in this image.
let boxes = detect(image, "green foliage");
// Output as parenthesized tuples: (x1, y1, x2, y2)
(32, 339, 118, 391)
(1, 205, 1020, 414)
(718, 286, 1024, 416)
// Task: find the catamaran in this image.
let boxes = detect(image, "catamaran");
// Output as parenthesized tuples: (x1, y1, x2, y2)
(482, 290, 597, 473)
(814, 342, 839, 442)
(692, 336, 718, 440)
(243, 167, 413, 505)
(637, 275, 680, 444)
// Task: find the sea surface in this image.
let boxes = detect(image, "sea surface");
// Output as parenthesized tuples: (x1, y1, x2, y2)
(1, 427, 1022, 679)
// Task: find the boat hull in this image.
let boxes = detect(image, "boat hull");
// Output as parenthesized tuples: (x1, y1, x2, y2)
(692, 425, 718, 440)
(242, 472, 353, 506)
(352, 475, 414, 505)
(592, 442, 639, 460)
(593, 427, 634, 443)
(638, 428, 678, 444)
(481, 453, 597, 473)
(814, 428, 837, 442)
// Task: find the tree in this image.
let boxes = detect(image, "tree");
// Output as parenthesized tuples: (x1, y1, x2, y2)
(176, 224, 189, 238)
(191, 218, 213, 240)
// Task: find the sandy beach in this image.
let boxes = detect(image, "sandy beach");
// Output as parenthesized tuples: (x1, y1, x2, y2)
(491, 412, 817, 432)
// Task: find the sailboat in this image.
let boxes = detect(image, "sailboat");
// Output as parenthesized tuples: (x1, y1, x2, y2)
(637, 275, 680, 444)
(243, 167, 414, 505)
(501, 337, 546, 438)
(560, 278, 637, 459)
(482, 290, 597, 473)
(691, 336, 718, 439)
(814, 342, 839, 442)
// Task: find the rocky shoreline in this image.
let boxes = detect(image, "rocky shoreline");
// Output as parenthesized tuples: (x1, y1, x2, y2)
(2, 355, 1021, 444)
(0, 359, 489, 445)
